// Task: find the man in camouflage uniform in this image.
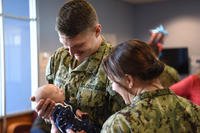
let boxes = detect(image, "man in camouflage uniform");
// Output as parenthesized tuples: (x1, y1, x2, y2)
(31, 0, 125, 132)
(46, 41, 123, 128)
(159, 64, 180, 88)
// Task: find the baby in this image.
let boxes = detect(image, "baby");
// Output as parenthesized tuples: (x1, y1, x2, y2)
(33, 84, 99, 133)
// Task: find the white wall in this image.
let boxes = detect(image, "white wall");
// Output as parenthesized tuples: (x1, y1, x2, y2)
(134, 0, 200, 73)
(37, 0, 66, 53)
(88, 0, 136, 44)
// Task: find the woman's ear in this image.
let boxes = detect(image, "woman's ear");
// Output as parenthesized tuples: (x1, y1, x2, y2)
(95, 24, 101, 37)
(125, 74, 135, 89)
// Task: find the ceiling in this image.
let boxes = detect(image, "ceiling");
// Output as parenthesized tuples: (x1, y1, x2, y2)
(122, 0, 167, 4)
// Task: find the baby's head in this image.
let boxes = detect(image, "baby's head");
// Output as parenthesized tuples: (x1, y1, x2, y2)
(34, 84, 65, 103)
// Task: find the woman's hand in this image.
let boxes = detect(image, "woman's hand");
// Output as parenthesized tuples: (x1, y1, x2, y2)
(30, 96, 55, 118)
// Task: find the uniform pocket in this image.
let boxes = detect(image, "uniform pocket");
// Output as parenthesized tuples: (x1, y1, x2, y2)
(77, 85, 107, 107)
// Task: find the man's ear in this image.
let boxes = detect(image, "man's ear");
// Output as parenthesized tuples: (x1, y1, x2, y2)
(95, 24, 101, 37)
(125, 74, 135, 89)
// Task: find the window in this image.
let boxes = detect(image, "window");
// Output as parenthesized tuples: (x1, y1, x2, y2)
(3, 0, 29, 17)
(0, 14, 4, 116)
(0, 0, 5, 117)
(0, 0, 38, 116)
(4, 18, 32, 114)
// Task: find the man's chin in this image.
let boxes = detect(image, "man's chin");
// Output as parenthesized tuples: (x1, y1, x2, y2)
(74, 54, 84, 61)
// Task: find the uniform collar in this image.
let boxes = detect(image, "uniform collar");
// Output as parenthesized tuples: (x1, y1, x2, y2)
(130, 88, 172, 107)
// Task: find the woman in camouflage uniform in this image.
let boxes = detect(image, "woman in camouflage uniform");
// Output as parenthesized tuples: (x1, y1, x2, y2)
(101, 39, 200, 133)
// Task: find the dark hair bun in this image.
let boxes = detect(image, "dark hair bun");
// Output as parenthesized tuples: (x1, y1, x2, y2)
(138, 60, 164, 80)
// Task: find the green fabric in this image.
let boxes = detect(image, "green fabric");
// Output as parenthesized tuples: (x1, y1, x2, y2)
(101, 89, 200, 133)
(159, 64, 180, 88)
(46, 41, 125, 127)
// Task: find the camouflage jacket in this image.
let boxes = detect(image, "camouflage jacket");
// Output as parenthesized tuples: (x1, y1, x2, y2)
(46, 41, 125, 127)
(101, 89, 200, 133)
(159, 64, 180, 88)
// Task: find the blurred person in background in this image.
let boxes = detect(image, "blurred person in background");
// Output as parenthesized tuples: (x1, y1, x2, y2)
(170, 69, 200, 106)
(148, 25, 180, 88)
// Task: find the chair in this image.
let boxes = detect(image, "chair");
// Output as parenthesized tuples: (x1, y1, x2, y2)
(7, 121, 32, 133)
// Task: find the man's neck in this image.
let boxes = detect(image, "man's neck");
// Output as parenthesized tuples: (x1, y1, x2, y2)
(93, 35, 103, 54)
(78, 35, 103, 63)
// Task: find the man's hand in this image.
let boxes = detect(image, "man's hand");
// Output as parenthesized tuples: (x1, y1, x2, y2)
(30, 96, 55, 118)
(66, 129, 86, 133)
(50, 116, 59, 133)
(76, 109, 88, 119)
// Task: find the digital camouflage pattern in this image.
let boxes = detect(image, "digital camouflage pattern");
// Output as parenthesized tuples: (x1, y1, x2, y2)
(159, 64, 180, 88)
(46, 41, 125, 128)
(101, 89, 200, 133)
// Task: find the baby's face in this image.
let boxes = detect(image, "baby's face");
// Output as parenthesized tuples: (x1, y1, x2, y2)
(48, 85, 65, 103)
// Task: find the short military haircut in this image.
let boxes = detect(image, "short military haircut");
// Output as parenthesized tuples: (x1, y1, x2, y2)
(56, 0, 98, 37)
